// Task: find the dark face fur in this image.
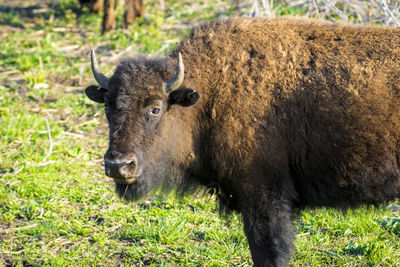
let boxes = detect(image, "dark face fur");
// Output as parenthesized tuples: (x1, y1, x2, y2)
(85, 53, 200, 200)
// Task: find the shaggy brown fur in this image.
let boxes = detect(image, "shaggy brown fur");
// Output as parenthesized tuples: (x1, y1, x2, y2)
(85, 17, 400, 266)
(79, 0, 144, 33)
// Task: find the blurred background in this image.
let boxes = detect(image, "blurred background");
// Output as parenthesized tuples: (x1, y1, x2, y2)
(0, 0, 399, 266)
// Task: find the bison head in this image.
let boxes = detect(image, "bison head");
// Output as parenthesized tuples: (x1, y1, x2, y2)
(85, 50, 200, 200)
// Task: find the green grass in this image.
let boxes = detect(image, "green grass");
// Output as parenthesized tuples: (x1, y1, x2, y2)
(0, 0, 399, 266)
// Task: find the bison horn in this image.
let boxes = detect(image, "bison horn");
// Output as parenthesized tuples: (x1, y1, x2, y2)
(164, 52, 184, 93)
(90, 49, 110, 89)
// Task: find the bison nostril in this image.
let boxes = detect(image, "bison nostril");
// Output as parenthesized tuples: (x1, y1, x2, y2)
(119, 164, 130, 177)
(129, 156, 138, 167)
(120, 158, 138, 177)
(104, 154, 140, 179)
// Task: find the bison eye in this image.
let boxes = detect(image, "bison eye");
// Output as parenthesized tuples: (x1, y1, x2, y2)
(143, 99, 163, 121)
(150, 107, 160, 115)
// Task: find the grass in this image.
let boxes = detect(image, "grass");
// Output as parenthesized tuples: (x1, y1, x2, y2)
(0, 0, 399, 266)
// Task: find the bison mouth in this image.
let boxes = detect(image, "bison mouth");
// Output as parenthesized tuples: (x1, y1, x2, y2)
(112, 177, 136, 185)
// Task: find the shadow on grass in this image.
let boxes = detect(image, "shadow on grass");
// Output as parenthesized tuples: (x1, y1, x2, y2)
(0, 1, 86, 29)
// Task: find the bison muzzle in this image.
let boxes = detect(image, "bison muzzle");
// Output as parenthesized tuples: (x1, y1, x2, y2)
(85, 17, 400, 266)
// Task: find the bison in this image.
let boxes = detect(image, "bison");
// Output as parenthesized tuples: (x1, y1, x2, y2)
(79, 0, 144, 33)
(84, 17, 400, 266)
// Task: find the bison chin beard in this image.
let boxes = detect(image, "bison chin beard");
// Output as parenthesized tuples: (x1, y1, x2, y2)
(115, 179, 153, 201)
(114, 159, 186, 201)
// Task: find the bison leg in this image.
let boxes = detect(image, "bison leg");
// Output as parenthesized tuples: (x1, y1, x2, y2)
(102, 0, 116, 34)
(124, 0, 144, 26)
(242, 193, 294, 266)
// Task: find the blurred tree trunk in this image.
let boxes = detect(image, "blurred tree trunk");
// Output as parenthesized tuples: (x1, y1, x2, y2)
(101, 0, 144, 34)
(102, 0, 116, 34)
(79, 0, 104, 13)
(124, 0, 144, 26)
(91, 0, 104, 13)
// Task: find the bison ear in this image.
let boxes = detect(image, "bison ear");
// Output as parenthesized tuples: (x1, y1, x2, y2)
(85, 85, 106, 103)
(168, 88, 200, 107)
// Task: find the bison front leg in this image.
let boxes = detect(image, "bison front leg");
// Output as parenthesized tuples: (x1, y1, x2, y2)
(242, 194, 294, 267)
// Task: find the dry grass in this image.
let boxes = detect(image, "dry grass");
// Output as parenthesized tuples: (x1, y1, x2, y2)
(247, 0, 400, 25)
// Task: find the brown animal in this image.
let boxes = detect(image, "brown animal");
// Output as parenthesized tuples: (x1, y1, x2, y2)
(79, 0, 144, 33)
(84, 17, 400, 266)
